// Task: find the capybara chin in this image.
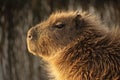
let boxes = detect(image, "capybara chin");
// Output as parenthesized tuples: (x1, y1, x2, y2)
(27, 11, 120, 80)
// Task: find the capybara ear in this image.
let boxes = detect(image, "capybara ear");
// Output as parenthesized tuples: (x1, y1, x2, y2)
(74, 13, 84, 29)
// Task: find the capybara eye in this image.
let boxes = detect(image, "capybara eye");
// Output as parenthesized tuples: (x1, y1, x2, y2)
(54, 22, 65, 29)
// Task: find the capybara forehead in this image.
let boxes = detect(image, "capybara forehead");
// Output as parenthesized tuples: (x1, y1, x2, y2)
(49, 11, 77, 19)
(47, 11, 77, 24)
(35, 11, 96, 29)
(36, 11, 77, 28)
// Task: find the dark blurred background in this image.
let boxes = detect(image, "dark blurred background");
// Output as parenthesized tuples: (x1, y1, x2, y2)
(0, 0, 120, 80)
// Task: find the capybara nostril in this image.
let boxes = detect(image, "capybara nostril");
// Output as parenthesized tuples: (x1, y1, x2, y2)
(28, 34, 33, 40)
(27, 27, 38, 41)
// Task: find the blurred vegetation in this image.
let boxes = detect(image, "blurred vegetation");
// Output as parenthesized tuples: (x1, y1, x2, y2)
(0, 0, 120, 80)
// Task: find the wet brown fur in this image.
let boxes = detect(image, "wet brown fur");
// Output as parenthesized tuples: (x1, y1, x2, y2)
(27, 11, 120, 80)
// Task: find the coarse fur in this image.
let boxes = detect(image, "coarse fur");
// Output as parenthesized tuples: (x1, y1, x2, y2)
(27, 11, 120, 80)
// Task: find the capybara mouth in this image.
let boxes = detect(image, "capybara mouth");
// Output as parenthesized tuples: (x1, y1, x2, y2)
(27, 27, 39, 55)
(27, 27, 50, 56)
(27, 35, 37, 55)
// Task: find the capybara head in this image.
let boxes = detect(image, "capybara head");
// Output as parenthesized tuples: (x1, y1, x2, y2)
(27, 11, 98, 59)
